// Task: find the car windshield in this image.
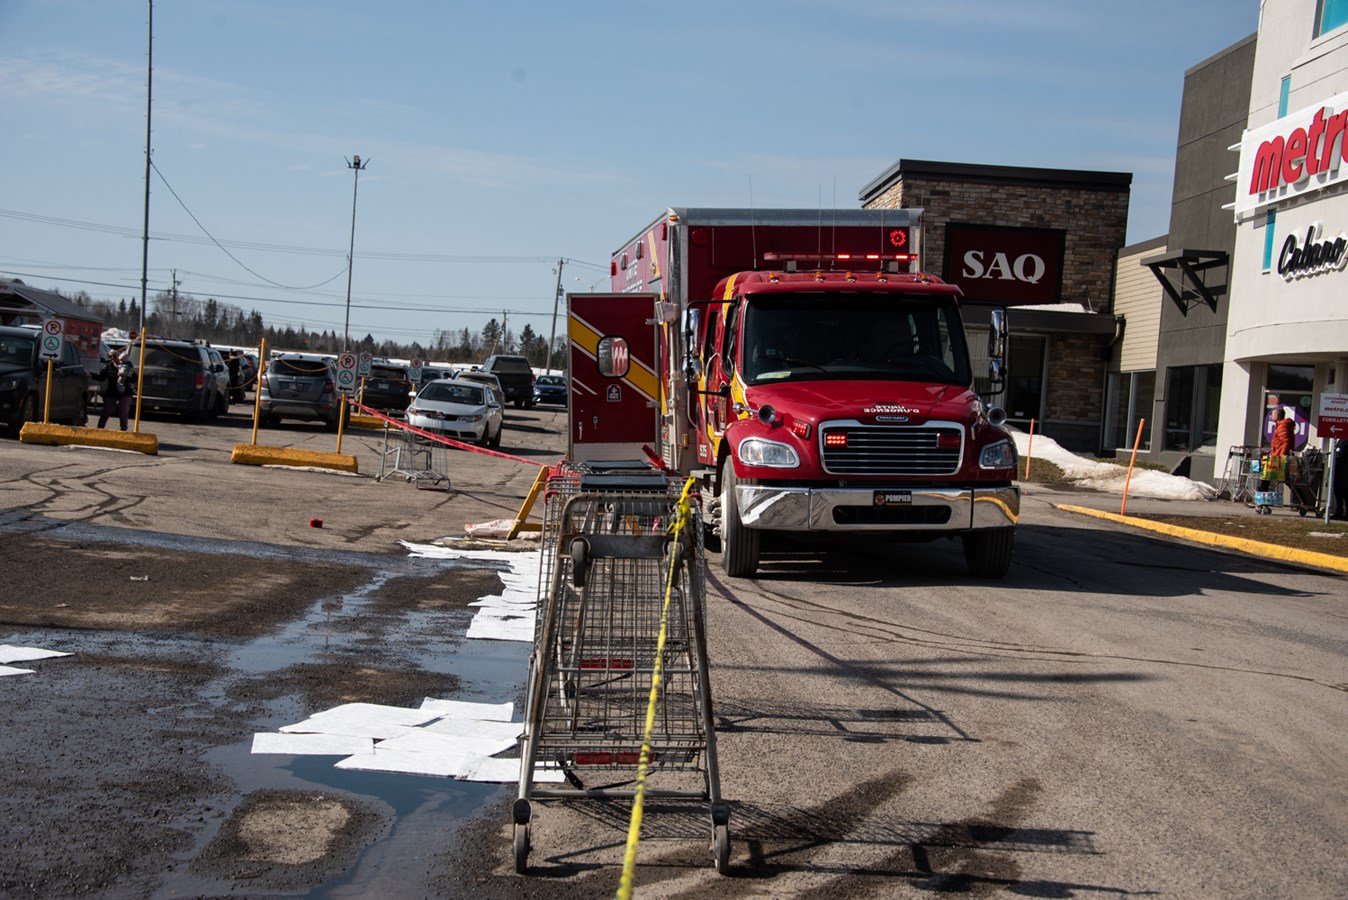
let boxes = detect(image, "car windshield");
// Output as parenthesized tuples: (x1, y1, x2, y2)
(0, 334, 35, 366)
(421, 382, 484, 405)
(272, 358, 329, 377)
(741, 293, 972, 386)
(537, 375, 565, 386)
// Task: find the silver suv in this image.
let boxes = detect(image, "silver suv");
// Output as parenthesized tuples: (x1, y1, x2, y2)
(259, 353, 345, 430)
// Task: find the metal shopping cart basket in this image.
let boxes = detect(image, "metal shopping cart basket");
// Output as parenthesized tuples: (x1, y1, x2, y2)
(512, 472, 729, 875)
(1287, 447, 1327, 517)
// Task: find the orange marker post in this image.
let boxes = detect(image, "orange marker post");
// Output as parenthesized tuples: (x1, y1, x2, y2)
(1025, 418, 1036, 481)
(1121, 418, 1146, 516)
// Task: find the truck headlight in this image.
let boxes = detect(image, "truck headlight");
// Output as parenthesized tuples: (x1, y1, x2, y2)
(979, 439, 1017, 470)
(0, 378, 17, 392)
(737, 437, 799, 468)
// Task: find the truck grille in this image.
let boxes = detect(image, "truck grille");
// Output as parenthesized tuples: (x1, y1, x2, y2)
(820, 423, 962, 476)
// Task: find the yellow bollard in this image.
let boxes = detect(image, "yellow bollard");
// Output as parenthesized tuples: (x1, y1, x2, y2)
(1025, 418, 1036, 481)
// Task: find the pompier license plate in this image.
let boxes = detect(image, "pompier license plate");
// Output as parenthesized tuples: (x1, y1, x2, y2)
(874, 491, 912, 506)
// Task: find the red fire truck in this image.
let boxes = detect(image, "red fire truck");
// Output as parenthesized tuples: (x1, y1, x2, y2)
(568, 208, 1019, 578)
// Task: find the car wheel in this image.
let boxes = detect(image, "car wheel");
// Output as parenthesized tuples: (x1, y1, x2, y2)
(962, 528, 1015, 579)
(13, 394, 38, 432)
(720, 465, 760, 578)
(489, 425, 502, 448)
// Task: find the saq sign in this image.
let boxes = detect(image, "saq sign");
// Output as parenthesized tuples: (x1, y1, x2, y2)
(944, 223, 1065, 305)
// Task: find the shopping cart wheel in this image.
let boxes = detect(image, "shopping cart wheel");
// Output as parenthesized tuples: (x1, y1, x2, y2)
(570, 538, 590, 589)
(713, 823, 730, 874)
(512, 798, 532, 873)
(513, 823, 530, 873)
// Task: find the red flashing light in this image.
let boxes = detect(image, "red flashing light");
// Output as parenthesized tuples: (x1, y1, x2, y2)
(762, 252, 913, 263)
(824, 432, 847, 448)
(889, 229, 909, 249)
(790, 420, 811, 439)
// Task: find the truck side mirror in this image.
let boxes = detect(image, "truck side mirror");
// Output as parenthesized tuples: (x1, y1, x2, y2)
(987, 308, 1007, 361)
(989, 358, 1005, 387)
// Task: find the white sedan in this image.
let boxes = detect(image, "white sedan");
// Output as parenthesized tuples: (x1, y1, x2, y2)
(405, 379, 503, 447)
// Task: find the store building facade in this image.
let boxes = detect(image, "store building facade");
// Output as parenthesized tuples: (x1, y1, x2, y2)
(860, 160, 1129, 452)
(1218, 2, 1348, 465)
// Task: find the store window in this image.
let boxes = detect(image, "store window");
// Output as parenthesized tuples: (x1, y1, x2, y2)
(1163, 364, 1222, 452)
(1317, 0, 1348, 37)
(1107, 370, 1155, 451)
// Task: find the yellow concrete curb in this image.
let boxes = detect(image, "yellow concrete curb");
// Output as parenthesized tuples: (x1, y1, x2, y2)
(19, 423, 159, 455)
(230, 443, 359, 473)
(347, 414, 386, 430)
(1056, 504, 1348, 573)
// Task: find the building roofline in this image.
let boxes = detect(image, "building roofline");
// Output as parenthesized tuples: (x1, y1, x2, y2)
(1184, 32, 1256, 78)
(859, 158, 1133, 204)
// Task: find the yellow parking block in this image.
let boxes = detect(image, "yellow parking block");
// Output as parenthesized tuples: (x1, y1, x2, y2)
(19, 423, 159, 455)
(347, 413, 386, 430)
(230, 442, 359, 474)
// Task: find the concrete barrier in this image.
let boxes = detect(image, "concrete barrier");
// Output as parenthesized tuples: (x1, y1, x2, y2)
(347, 413, 386, 430)
(230, 442, 358, 474)
(19, 423, 159, 455)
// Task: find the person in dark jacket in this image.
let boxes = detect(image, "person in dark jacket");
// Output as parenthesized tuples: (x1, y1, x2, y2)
(96, 350, 136, 431)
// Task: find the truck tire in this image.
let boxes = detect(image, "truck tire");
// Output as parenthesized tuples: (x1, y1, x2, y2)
(962, 528, 1014, 579)
(720, 465, 760, 577)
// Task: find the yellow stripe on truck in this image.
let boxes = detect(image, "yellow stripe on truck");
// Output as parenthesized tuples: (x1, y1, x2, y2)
(569, 315, 660, 402)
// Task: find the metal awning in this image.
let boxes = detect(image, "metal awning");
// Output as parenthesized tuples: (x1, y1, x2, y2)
(1142, 249, 1227, 316)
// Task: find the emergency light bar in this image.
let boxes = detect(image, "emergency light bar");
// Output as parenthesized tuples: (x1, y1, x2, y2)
(762, 252, 914, 263)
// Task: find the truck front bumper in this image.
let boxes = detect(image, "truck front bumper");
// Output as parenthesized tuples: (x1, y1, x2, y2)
(736, 484, 1019, 532)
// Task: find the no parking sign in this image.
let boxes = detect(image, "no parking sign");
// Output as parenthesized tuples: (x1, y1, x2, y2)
(336, 352, 358, 396)
(39, 318, 64, 361)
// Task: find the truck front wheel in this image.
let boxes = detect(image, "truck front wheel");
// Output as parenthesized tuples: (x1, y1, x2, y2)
(720, 466, 760, 578)
(962, 528, 1014, 579)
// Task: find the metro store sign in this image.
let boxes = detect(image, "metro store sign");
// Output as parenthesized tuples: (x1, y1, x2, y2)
(1235, 90, 1348, 219)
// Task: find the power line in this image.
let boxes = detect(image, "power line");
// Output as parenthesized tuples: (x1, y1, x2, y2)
(0, 207, 588, 265)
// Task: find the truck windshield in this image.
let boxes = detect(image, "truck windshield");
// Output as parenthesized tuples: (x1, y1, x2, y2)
(741, 293, 971, 386)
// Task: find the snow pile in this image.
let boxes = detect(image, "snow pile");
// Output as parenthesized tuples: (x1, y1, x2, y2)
(1013, 429, 1218, 501)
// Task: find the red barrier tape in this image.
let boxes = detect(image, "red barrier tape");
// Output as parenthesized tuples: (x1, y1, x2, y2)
(348, 400, 550, 468)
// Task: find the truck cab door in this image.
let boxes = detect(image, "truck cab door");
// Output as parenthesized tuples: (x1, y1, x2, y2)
(568, 292, 659, 464)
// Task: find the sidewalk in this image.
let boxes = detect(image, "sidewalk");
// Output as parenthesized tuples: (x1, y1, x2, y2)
(1022, 481, 1348, 574)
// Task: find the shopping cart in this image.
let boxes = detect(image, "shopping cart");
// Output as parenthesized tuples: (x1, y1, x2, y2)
(1287, 447, 1327, 517)
(513, 471, 729, 875)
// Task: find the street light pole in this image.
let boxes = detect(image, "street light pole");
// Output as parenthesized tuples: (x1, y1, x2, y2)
(343, 154, 369, 351)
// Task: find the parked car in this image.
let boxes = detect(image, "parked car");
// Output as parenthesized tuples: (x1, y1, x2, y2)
(359, 361, 412, 415)
(406, 378, 503, 447)
(258, 353, 346, 430)
(0, 325, 90, 434)
(135, 339, 230, 421)
(532, 373, 568, 405)
(453, 370, 506, 409)
(481, 354, 536, 408)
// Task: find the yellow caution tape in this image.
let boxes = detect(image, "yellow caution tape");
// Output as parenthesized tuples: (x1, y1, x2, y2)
(616, 477, 696, 900)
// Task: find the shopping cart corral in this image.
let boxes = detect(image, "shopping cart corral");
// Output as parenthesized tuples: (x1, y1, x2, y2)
(513, 464, 730, 876)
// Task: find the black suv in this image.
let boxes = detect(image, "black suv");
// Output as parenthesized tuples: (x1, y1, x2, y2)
(137, 339, 231, 421)
(360, 361, 412, 415)
(0, 325, 91, 434)
(481, 354, 535, 408)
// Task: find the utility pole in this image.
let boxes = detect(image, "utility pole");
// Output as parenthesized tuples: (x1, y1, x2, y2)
(170, 268, 180, 337)
(548, 258, 565, 374)
(343, 154, 369, 351)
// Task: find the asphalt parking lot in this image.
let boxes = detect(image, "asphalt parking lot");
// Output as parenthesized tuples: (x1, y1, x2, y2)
(3, 403, 1347, 898)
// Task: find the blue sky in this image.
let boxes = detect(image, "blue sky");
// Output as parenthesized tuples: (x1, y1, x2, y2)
(0, 0, 1258, 349)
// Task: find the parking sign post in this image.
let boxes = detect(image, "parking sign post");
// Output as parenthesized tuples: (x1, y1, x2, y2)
(39, 319, 64, 424)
